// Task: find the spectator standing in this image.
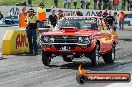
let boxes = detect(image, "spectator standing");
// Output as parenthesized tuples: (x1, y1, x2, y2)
(74, 0, 77, 9)
(122, 0, 130, 10)
(98, 0, 102, 10)
(121, 0, 125, 10)
(19, 7, 27, 27)
(118, 11, 126, 30)
(113, 0, 119, 10)
(0, 11, 3, 20)
(26, 9, 38, 55)
(94, 0, 98, 10)
(105, 12, 115, 29)
(64, 0, 67, 8)
(48, 10, 58, 27)
(103, 0, 109, 10)
(102, 9, 108, 18)
(67, 0, 71, 9)
(127, 0, 132, 11)
(58, 10, 63, 20)
(80, 0, 85, 9)
(126, 0, 130, 11)
(130, 0, 132, 11)
(54, 0, 58, 8)
(37, 2, 47, 28)
(113, 12, 118, 31)
(28, 0, 32, 7)
(85, 0, 90, 9)
(108, 0, 112, 10)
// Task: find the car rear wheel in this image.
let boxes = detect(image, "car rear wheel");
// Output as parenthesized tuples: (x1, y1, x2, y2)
(62, 55, 73, 62)
(42, 50, 52, 66)
(90, 44, 100, 66)
(103, 45, 116, 63)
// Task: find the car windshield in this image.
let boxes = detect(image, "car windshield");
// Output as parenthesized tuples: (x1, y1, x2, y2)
(55, 17, 98, 30)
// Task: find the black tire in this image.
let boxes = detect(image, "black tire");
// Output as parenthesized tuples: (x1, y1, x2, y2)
(103, 45, 116, 63)
(62, 55, 73, 62)
(90, 44, 100, 66)
(42, 51, 52, 66)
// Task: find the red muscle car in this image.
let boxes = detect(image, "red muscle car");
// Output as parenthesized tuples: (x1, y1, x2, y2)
(40, 16, 118, 66)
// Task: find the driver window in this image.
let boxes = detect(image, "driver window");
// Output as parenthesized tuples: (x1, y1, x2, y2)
(82, 20, 98, 29)
(75, 22, 81, 28)
(55, 19, 64, 30)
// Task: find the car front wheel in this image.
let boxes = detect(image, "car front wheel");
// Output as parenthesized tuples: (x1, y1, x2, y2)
(103, 45, 116, 63)
(42, 50, 52, 66)
(90, 44, 100, 66)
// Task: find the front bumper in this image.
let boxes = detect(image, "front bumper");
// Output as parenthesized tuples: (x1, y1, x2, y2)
(41, 42, 95, 53)
(41, 43, 90, 45)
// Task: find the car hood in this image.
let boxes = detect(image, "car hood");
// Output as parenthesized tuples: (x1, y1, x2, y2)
(43, 29, 99, 37)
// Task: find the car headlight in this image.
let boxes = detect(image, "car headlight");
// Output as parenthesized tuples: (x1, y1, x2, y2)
(78, 36, 91, 44)
(49, 37, 55, 43)
(78, 37, 83, 43)
(41, 36, 55, 43)
(41, 36, 50, 43)
(44, 36, 49, 42)
(84, 37, 91, 44)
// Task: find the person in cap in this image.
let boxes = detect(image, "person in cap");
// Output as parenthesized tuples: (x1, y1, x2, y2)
(26, 8, 39, 55)
(37, 2, 47, 28)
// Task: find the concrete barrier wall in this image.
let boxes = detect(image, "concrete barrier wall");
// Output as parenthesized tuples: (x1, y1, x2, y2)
(1, 27, 49, 55)
(2, 29, 29, 55)
(0, 27, 25, 51)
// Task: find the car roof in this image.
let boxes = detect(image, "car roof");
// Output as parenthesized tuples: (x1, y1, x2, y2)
(64, 16, 98, 18)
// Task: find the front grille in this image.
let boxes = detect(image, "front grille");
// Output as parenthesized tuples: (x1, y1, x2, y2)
(54, 36, 78, 43)
(54, 36, 78, 49)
